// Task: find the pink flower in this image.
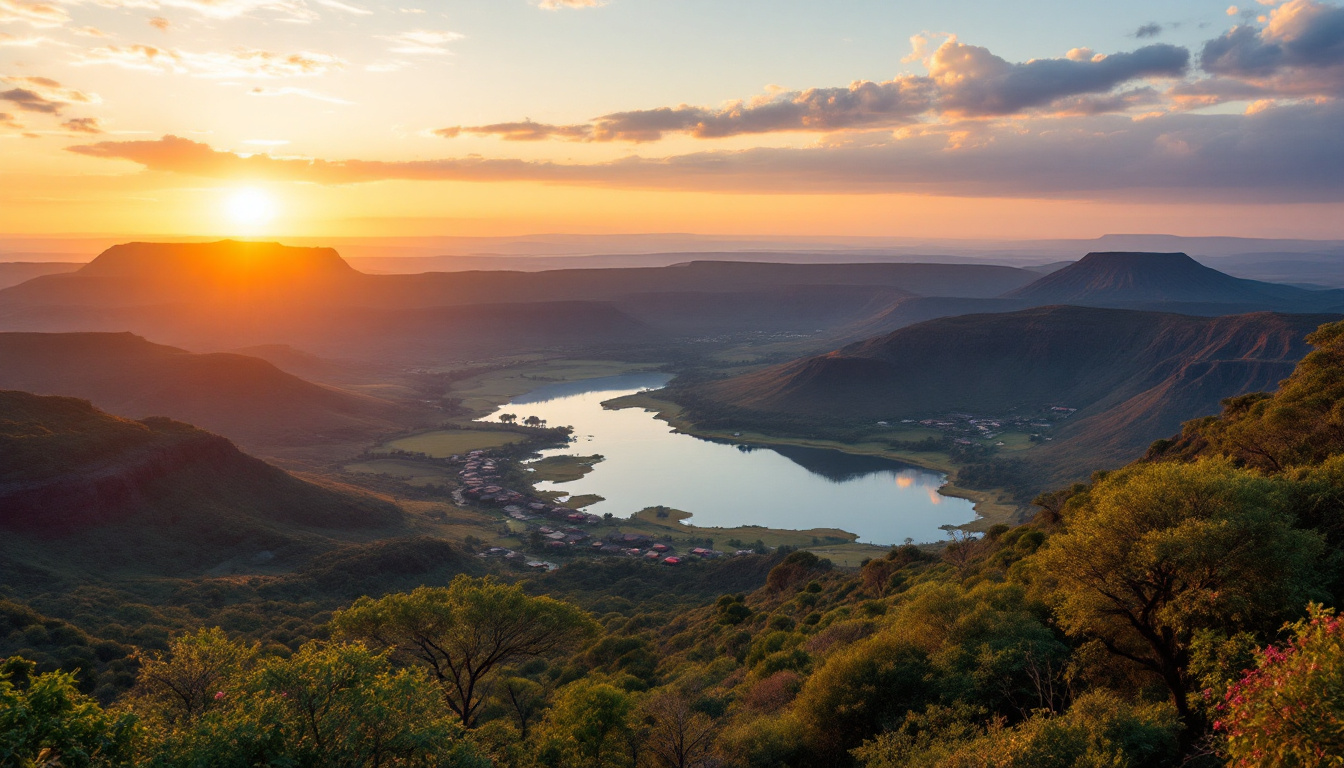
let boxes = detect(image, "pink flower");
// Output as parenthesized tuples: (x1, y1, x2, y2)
(214, 691, 226, 700)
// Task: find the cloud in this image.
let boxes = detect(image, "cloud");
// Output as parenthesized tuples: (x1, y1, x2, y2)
(1135, 23, 1164, 38)
(72, 44, 345, 78)
(313, 0, 371, 15)
(379, 29, 463, 55)
(0, 30, 58, 45)
(0, 76, 99, 114)
(148, 15, 170, 30)
(76, 0, 319, 22)
(927, 39, 1188, 116)
(0, 0, 68, 27)
(61, 115, 102, 132)
(0, 111, 22, 129)
(66, 101, 1344, 203)
(539, 0, 602, 8)
(445, 38, 1187, 143)
(1198, 0, 1344, 96)
(248, 85, 352, 103)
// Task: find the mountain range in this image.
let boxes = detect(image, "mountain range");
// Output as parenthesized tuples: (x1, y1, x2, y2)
(702, 306, 1337, 485)
(0, 390, 401, 575)
(0, 332, 428, 464)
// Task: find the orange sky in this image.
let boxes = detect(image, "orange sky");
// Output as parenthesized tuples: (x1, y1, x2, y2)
(4, 0, 1344, 239)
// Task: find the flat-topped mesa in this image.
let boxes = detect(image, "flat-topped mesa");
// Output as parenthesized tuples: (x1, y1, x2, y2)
(77, 240, 357, 281)
(1005, 251, 1303, 305)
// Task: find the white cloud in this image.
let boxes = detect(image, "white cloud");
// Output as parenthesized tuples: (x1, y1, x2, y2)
(538, 0, 602, 8)
(379, 29, 463, 55)
(0, 0, 69, 28)
(247, 85, 352, 103)
(73, 44, 346, 78)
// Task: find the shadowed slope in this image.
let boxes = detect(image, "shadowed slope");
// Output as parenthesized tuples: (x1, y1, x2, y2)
(704, 307, 1337, 482)
(0, 390, 400, 538)
(0, 332, 425, 459)
(1006, 251, 1326, 305)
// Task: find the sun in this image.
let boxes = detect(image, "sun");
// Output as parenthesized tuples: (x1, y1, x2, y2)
(223, 187, 278, 231)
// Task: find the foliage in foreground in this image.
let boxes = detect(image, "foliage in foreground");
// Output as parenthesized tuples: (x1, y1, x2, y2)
(14, 319, 1344, 767)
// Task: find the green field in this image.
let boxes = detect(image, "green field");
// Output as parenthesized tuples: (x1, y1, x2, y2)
(527, 454, 603, 483)
(376, 429, 520, 457)
(343, 459, 457, 487)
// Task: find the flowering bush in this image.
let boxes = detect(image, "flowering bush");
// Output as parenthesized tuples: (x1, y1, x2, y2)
(1219, 605, 1344, 767)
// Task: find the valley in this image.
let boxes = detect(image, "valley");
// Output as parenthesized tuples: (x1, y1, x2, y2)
(5, 238, 1344, 768)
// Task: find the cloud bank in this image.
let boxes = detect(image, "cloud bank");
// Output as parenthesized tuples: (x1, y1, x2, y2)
(66, 99, 1344, 203)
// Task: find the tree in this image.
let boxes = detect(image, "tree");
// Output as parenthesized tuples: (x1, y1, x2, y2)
(127, 627, 256, 729)
(0, 657, 138, 768)
(136, 641, 469, 768)
(640, 690, 717, 768)
(537, 679, 634, 768)
(524, 416, 544, 427)
(253, 641, 461, 768)
(499, 414, 517, 425)
(853, 692, 1179, 768)
(331, 576, 599, 727)
(1029, 460, 1324, 745)
(499, 676, 547, 739)
(1219, 605, 1344, 767)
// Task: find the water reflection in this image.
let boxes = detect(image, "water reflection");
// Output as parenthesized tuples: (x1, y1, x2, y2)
(482, 373, 977, 545)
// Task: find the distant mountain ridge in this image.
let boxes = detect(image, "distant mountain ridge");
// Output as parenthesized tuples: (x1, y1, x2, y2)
(0, 240, 1043, 360)
(1006, 251, 1312, 305)
(703, 306, 1338, 485)
(0, 332, 426, 461)
(0, 390, 399, 540)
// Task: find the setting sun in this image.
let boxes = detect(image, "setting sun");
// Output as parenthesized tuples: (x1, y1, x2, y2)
(223, 188, 278, 231)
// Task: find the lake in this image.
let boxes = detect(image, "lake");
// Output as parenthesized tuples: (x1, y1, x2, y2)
(482, 373, 978, 545)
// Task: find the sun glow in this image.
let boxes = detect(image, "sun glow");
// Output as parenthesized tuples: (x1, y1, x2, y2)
(223, 187, 278, 231)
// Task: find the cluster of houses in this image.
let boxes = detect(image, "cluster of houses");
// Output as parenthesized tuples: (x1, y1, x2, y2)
(877, 406, 1080, 446)
(586, 532, 730, 565)
(453, 450, 603, 525)
(477, 547, 558, 571)
(453, 449, 758, 568)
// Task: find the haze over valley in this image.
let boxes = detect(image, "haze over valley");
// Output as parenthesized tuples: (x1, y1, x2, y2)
(7, 0, 1344, 764)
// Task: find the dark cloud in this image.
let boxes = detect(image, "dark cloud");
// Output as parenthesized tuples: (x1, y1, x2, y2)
(0, 87, 62, 113)
(1135, 23, 1163, 38)
(1200, 0, 1344, 94)
(441, 120, 592, 141)
(61, 116, 103, 133)
(0, 77, 99, 115)
(932, 41, 1188, 116)
(446, 39, 1186, 143)
(67, 101, 1344, 203)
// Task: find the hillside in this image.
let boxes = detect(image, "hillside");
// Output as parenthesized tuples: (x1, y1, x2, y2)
(1006, 251, 1330, 306)
(703, 307, 1337, 482)
(0, 391, 400, 569)
(0, 332, 425, 460)
(0, 240, 1051, 360)
(0, 262, 81, 290)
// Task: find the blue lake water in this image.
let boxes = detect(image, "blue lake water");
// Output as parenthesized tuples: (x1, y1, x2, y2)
(482, 373, 978, 545)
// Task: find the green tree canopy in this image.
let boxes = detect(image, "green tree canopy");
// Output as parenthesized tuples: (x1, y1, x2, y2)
(536, 679, 634, 768)
(331, 575, 599, 727)
(1028, 459, 1324, 739)
(0, 657, 138, 768)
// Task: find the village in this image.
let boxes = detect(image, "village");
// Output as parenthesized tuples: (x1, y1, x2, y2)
(450, 449, 747, 571)
(883, 404, 1078, 447)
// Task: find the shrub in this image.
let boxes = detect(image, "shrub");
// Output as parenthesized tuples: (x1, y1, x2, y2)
(1219, 605, 1344, 767)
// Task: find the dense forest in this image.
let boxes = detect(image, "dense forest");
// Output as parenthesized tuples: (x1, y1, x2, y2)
(11, 321, 1344, 767)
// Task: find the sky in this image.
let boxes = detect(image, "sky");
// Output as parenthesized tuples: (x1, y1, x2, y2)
(2, 0, 1344, 239)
